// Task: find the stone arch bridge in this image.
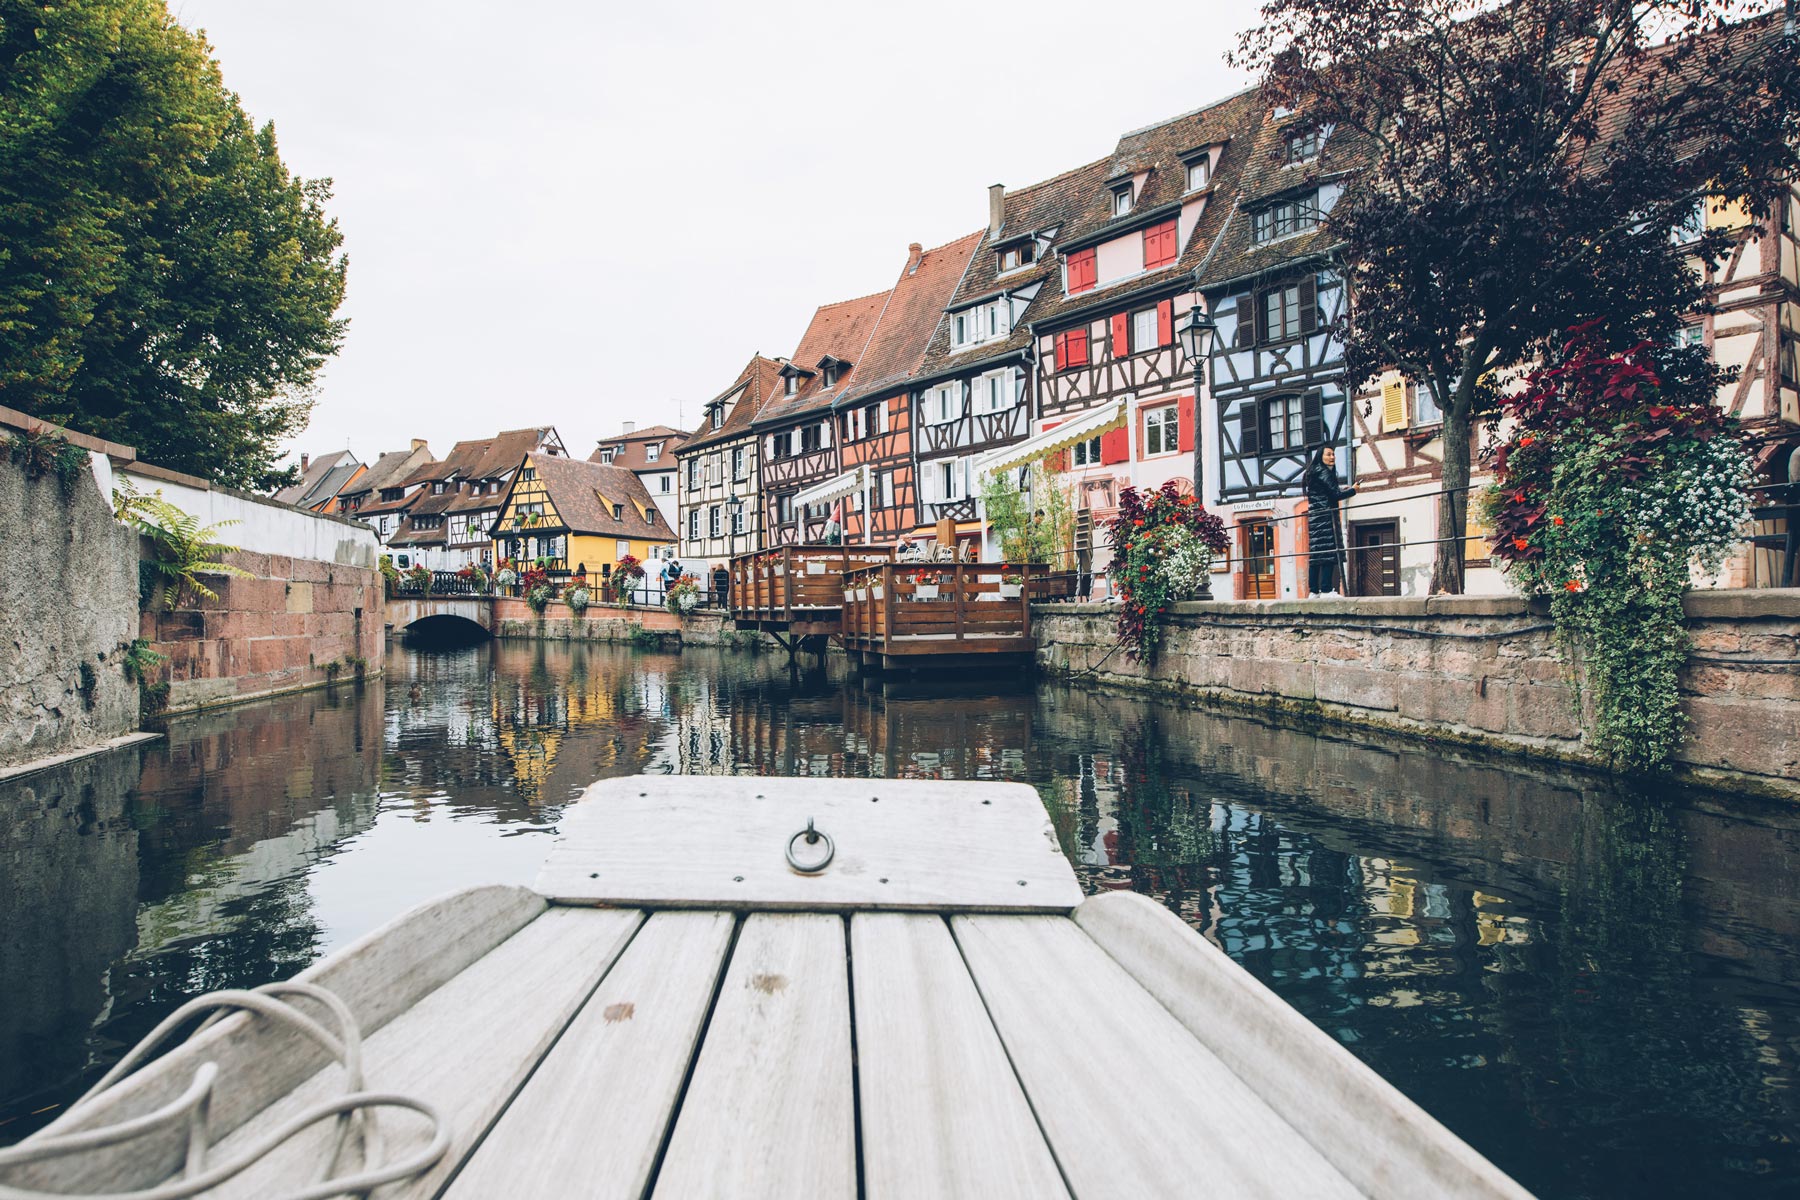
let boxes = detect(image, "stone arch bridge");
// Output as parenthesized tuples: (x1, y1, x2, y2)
(385, 595, 496, 638)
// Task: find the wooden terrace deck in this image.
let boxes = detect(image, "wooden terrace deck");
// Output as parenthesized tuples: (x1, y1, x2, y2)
(840, 563, 1051, 670)
(728, 545, 896, 641)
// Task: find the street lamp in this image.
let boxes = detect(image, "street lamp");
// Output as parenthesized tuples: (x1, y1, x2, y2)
(1177, 304, 1219, 602)
(1177, 305, 1218, 504)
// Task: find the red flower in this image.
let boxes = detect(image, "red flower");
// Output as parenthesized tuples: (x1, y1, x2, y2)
(1133, 519, 1144, 527)
(1519, 435, 1535, 447)
(1564, 580, 1583, 593)
(1552, 515, 1565, 526)
(1512, 538, 1529, 552)
(1513, 492, 1526, 503)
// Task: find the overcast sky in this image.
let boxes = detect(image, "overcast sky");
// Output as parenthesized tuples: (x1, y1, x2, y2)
(172, 1, 1256, 467)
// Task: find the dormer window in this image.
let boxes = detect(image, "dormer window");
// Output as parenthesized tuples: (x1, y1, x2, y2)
(951, 298, 1011, 350)
(599, 447, 617, 464)
(1111, 185, 1133, 217)
(1284, 127, 1321, 163)
(1185, 155, 1212, 192)
(821, 364, 838, 388)
(646, 443, 661, 462)
(997, 242, 1036, 273)
(817, 356, 849, 389)
(433, 482, 445, 494)
(784, 374, 798, 396)
(612, 503, 623, 521)
(709, 404, 724, 430)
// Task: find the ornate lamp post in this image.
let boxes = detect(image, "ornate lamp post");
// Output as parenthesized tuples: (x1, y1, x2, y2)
(1176, 305, 1219, 504)
(1177, 305, 1219, 602)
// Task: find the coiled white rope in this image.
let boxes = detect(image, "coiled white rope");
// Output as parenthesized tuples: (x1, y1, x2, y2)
(0, 980, 451, 1200)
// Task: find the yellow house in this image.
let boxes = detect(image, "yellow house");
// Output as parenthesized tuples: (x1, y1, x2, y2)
(491, 452, 676, 584)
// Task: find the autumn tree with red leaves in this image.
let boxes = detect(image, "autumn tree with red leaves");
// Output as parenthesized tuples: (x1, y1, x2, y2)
(1233, 0, 1800, 593)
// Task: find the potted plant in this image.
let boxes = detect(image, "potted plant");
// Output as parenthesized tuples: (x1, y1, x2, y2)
(612, 554, 646, 607)
(999, 572, 1025, 599)
(405, 564, 433, 595)
(910, 569, 939, 601)
(665, 574, 701, 615)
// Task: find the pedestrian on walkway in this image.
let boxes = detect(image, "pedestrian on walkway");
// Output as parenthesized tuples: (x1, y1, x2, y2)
(1304, 445, 1356, 596)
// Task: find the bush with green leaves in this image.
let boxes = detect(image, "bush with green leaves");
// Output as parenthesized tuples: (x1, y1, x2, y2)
(114, 485, 252, 608)
(1485, 328, 1751, 770)
(979, 453, 1074, 566)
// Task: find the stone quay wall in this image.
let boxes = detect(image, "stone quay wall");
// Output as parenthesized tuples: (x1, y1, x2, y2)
(145, 550, 384, 714)
(491, 598, 682, 646)
(1032, 591, 1800, 798)
(0, 447, 140, 769)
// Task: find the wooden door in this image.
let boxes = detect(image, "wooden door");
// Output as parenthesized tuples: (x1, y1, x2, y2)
(1349, 520, 1400, 596)
(1241, 519, 1277, 599)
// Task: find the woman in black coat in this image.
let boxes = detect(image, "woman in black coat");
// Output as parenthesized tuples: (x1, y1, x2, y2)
(1304, 445, 1356, 596)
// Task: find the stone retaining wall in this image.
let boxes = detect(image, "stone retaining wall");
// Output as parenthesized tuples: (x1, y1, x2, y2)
(1032, 591, 1800, 798)
(144, 550, 383, 713)
(0, 457, 139, 769)
(491, 598, 681, 646)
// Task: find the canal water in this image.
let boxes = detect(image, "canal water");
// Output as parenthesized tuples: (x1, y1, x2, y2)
(2, 640, 1797, 1198)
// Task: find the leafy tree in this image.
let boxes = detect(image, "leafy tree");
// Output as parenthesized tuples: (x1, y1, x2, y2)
(1234, 0, 1800, 592)
(0, 0, 347, 490)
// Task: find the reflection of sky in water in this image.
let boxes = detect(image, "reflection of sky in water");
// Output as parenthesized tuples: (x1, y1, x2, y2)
(2, 639, 1798, 1200)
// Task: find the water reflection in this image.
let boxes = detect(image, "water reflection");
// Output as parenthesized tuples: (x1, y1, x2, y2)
(1, 641, 1797, 1199)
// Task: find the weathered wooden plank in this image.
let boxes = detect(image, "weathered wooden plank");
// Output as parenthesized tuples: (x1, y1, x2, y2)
(1074, 891, 1534, 1200)
(651, 913, 855, 1199)
(953, 913, 1365, 1199)
(196, 905, 644, 1199)
(446, 910, 734, 1200)
(538, 776, 1079, 912)
(2, 885, 547, 1196)
(850, 914, 1069, 1200)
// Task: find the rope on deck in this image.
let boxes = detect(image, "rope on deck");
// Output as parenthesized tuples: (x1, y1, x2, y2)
(0, 981, 451, 1200)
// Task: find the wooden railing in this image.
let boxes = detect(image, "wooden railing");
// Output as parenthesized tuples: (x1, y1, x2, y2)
(728, 545, 896, 625)
(839, 563, 1048, 653)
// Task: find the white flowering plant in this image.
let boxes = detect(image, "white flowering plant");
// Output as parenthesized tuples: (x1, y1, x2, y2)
(1484, 329, 1752, 769)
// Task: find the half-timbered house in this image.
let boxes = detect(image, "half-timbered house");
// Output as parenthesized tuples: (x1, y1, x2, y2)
(1015, 92, 1262, 581)
(675, 355, 786, 567)
(827, 233, 983, 543)
(491, 452, 675, 589)
(908, 163, 1111, 547)
(1194, 99, 1368, 599)
(753, 291, 889, 545)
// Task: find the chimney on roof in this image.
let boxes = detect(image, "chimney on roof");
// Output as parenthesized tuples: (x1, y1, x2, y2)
(301, 453, 310, 472)
(906, 242, 923, 275)
(411, 438, 427, 451)
(623, 421, 636, 435)
(988, 184, 1005, 236)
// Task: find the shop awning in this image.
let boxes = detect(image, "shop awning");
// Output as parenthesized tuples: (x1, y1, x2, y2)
(972, 399, 1127, 478)
(794, 465, 866, 508)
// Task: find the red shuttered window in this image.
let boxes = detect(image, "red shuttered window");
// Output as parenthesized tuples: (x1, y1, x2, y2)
(1066, 248, 1097, 294)
(1179, 395, 1196, 453)
(1100, 426, 1130, 465)
(1143, 220, 1178, 270)
(1111, 313, 1130, 358)
(1157, 299, 1174, 347)
(1054, 329, 1090, 371)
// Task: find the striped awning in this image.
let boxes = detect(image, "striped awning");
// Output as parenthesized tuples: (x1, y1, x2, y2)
(794, 465, 865, 508)
(972, 399, 1127, 478)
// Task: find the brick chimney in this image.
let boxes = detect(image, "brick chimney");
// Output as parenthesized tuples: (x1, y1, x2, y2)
(906, 242, 923, 275)
(301, 453, 310, 472)
(411, 438, 427, 451)
(988, 184, 1005, 236)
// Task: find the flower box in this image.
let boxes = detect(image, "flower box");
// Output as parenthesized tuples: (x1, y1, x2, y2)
(914, 585, 939, 601)
(999, 583, 1023, 599)
(870, 586, 885, 600)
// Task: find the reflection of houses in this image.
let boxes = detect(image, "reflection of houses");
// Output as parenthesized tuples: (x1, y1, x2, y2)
(754, 292, 890, 545)
(491, 452, 676, 585)
(676, 356, 786, 568)
(591, 424, 689, 529)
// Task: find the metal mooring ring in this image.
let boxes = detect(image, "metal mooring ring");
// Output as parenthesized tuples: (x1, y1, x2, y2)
(786, 818, 835, 874)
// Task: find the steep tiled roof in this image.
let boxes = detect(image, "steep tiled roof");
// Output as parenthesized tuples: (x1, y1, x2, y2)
(590, 426, 691, 470)
(342, 446, 431, 499)
(915, 157, 1114, 377)
(1026, 88, 1269, 325)
(1195, 92, 1377, 289)
(387, 517, 446, 548)
(680, 355, 788, 454)
(750, 290, 891, 428)
(274, 450, 358, 508)
(833, 232, 985, 407)
(519, 453, 674, 540)
(469, 427, 561, 479)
